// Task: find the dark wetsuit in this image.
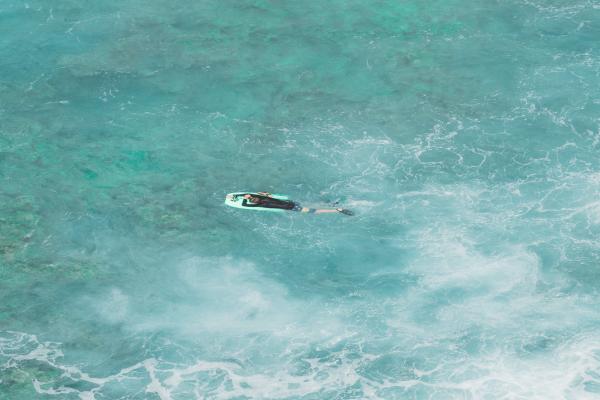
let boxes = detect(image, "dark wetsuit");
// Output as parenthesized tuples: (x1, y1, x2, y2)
(241, 195, 301, 211)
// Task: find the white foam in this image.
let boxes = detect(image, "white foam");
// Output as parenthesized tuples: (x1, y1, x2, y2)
(3, 318, 600, 399)
(95, 287, 129, 323)
(83, 256, 345, 344)
(448, 334, 600, 400)
(346, 199, 379, 207)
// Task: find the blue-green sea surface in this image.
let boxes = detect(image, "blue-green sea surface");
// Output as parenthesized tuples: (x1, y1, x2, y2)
(2, 0, 600, 399)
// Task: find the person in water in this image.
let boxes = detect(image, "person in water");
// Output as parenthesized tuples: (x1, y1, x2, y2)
(241, 193, 353, 215)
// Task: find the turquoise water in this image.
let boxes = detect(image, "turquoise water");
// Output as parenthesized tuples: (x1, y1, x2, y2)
(2, 0, 600, 398)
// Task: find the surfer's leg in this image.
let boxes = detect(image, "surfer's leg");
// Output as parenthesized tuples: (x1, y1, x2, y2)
(291, 203, 304, 212)
(294, 204, 353, 215)
(299, 208, 343, 214)
(315, 208, 354, 215)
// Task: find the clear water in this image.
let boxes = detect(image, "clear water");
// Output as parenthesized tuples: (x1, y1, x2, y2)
(2, 1, 600, 399)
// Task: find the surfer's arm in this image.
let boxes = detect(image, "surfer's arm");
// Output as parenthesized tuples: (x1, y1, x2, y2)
(241, 199, 264, 207)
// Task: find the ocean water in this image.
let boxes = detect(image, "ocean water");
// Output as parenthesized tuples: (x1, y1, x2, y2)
(2, 0, 600, 398)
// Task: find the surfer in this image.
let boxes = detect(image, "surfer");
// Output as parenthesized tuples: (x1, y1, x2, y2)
(241, 193, 353, 215)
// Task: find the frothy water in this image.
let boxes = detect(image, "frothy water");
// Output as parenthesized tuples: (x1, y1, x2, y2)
(2, 0, 600, 399)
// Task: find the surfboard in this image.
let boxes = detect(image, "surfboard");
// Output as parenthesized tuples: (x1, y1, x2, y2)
(224, 192, 290, 212)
